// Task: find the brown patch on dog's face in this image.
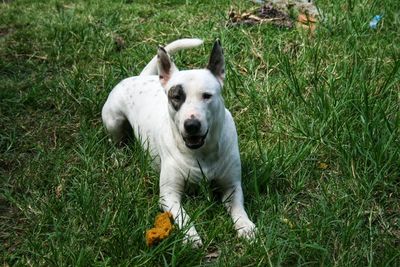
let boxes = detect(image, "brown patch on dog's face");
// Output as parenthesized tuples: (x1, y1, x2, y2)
(168, 84, 186, 111)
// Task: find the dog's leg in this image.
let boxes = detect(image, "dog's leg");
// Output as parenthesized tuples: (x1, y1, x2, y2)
(159, 167, 203, 247)
(102, 95, 132, 145)
(220, 180, 256, 240)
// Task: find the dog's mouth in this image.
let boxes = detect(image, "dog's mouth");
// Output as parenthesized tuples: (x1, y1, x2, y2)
(182, 129, 209, 149)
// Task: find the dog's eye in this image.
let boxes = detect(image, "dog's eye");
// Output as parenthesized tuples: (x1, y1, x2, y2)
(172, 94, 181, 101)
(202, 93, 212, 100)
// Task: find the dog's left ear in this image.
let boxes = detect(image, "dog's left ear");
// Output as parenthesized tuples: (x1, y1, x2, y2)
(157, 46, 177, 87)
(207, 39, 225, 84)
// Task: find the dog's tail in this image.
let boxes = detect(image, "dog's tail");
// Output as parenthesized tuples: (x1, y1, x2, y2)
(140, 38, 203, 76)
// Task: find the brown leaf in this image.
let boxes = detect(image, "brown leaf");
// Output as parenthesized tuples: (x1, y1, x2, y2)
(55, 184, 63, 198)
(204, 248, 220, 262)
(297, 13, 318, 34)
(317, 162, 329, 170)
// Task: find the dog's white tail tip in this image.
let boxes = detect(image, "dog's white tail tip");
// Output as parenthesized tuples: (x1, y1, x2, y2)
(139, 38, 204, 77)
(165, 38, 204, 55)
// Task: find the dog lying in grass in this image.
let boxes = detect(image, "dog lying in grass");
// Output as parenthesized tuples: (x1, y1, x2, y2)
(102, 38, 256, 247)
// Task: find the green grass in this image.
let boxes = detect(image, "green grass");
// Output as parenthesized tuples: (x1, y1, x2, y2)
(1, 0, 399, 265)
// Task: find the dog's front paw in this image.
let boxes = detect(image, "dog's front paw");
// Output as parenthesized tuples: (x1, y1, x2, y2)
(182, 227, 203, 248)
(183, 236, 203, 248)
(236, 219, 257, 240)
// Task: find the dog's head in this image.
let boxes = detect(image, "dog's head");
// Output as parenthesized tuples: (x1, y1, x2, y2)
(157, 40, 225, 150)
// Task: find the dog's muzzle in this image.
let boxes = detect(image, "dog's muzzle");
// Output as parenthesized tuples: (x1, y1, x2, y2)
(182, 129, 209, 149)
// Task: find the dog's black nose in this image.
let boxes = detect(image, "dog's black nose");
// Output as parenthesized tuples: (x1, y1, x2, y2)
(184, 119, 201, 135)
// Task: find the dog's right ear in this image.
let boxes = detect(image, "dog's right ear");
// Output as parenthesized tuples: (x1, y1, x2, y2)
(157, 46, 176, 87)
(207, 39, 225, 85)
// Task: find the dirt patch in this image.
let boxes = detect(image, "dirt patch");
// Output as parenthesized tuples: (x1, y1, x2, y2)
(228, 0, 321, 31)
(254, 0, 320, 17)
(228, 3, 293, 28)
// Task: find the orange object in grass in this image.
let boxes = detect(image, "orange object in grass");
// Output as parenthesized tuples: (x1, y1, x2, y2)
(297, 13, 317, 34)
(146, 212, 174, 247)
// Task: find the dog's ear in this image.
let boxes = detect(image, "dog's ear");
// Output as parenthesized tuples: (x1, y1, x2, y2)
(207, 39, 225, 84)
(157, 46, 176, 87)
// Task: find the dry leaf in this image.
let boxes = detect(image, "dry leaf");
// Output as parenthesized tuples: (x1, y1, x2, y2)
(318, 162, 329, 170)
(205, 248, 220, 262)
(297, 13, 318, 34)
(55, 184, 63, 198)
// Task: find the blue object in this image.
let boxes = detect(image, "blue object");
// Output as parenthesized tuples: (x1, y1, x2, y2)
(369, 15, 382, 29)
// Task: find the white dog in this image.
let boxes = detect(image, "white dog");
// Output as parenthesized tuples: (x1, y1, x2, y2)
(102, 38, 256, 246)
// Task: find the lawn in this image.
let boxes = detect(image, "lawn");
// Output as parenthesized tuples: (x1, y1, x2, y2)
(1, 0, 399, 266)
